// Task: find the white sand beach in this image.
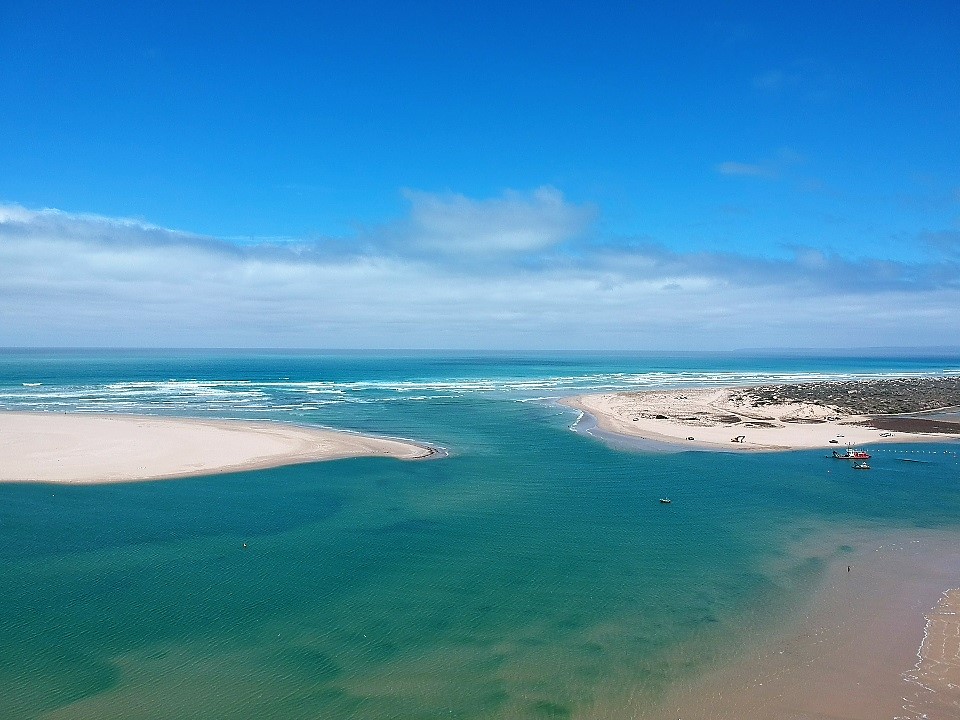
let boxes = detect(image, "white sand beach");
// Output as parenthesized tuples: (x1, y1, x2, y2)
(565, 388, 960, 452)
(0, 412, 435, 484)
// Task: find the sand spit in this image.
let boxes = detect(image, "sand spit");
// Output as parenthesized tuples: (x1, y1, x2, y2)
(0, 412, 436, 484)
(565, 377, 960, 452)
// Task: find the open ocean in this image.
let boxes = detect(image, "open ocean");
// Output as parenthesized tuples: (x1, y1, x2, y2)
(2, 349, 959, 719)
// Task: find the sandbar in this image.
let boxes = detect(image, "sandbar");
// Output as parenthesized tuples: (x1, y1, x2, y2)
(0, 411, 436, 484)
(565, 378, 960, 452)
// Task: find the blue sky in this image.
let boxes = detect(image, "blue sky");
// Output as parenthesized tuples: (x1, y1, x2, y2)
(1, 1, 958, 349)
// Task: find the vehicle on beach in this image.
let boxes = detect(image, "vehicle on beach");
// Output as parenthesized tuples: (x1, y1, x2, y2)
(852, 462, 870, 470)
(832, 447, 871, 460)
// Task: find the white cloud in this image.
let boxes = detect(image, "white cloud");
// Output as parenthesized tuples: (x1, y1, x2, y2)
(1, 199, 958, 350)
(399, 186, 595, 256)
(716, 148, 806, 181)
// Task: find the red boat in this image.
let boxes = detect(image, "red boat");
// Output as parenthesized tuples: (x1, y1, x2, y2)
(833, 447, 871, 460)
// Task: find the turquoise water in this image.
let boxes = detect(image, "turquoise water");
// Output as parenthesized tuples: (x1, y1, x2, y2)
(1, 351, 959, 718)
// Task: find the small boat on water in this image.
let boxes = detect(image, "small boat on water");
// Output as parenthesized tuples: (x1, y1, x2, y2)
(659, 498, 672, 504)
(852, 462, 870, 470)
(833, 447, 871, 460)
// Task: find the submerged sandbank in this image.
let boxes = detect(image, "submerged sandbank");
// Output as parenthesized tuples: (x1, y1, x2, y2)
(0, 411, 437, 484)
(649, 530, 960, 720)
(565, 378, 960, 452)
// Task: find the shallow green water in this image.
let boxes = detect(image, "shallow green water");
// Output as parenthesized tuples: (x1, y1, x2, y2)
(2, 352, 959, 718)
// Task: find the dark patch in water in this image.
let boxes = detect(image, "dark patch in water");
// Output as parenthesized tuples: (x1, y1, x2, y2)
(474, 653, 509, 673)
(479, 688, 509, 710)
(279, 647, 341, 681)
(532, 699, 572, 717)
(0, 465, 349, 561)
(579, 641, 605, 656)
(554, 614, 585, 632)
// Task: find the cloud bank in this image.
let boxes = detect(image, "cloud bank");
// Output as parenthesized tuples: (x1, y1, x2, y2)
(1, 190, 958, 350)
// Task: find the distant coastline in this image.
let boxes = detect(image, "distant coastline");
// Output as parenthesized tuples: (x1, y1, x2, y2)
(0, 412, 438, 484)
(564, 376, 960, 452)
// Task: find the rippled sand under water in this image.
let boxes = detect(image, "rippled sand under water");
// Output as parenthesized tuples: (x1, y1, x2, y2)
(644, 529, 960, 720)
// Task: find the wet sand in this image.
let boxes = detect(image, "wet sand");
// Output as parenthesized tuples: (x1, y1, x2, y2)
(0, 411, 436, 484)
(902, 588, 960, 718)
(648, 530, 960, 719)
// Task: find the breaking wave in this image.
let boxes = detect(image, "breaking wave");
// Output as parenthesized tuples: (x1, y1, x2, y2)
(2, 369, 955, 415)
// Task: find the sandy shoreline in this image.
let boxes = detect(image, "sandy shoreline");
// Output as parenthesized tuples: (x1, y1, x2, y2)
(903, 588, 960, 718)
(0, 411, 437, 484)
(564, 384, 960, 453)
(647, 530, 960, 719)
